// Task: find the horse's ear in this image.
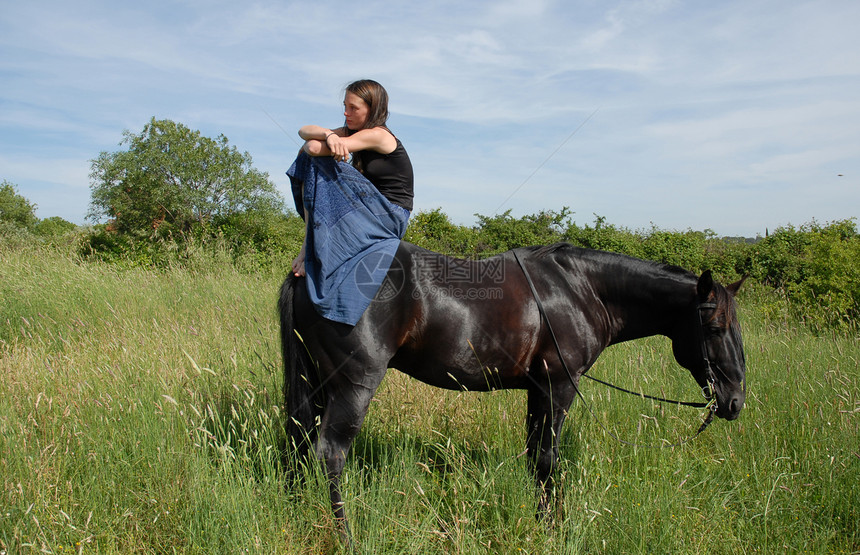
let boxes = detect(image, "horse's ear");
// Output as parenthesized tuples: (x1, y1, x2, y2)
(725, 274, 748, 297)
(697, 270, 714, 301)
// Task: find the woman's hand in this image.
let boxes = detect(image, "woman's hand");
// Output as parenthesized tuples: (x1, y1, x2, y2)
(292, 243, 306, 277)
(324, 133, 350, 162)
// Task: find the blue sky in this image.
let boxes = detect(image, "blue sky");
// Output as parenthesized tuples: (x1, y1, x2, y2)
(2, 0, 858, 237)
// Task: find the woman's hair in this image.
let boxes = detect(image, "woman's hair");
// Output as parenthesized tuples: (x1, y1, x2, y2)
(344, 79, 389, 131)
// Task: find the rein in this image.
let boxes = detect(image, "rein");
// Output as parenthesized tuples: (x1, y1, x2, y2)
(512, 249, 718, 448)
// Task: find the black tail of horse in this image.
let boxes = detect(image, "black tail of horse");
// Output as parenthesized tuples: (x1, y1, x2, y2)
(278, 275, 322, 466)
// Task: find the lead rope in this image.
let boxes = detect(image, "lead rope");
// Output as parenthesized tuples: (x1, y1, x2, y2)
(512, 249, 717, 448)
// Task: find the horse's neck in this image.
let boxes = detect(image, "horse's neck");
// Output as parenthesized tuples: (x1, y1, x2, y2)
(594, 260, 695, 345)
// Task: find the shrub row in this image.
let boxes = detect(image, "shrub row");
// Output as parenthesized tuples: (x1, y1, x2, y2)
(3, 206, 857, 332)
(405, 208, 859, 332)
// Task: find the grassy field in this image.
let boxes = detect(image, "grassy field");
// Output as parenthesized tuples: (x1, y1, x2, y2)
(1, 243, 858, 553)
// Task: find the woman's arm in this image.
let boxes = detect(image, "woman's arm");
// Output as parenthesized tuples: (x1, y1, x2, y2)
(299, 125, 345, 159)
(339, 127, 397, 154)
(299, 126, 396, 160)
(298, 125, 345, 141)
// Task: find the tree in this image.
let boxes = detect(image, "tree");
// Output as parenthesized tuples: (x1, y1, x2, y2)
(88, 118, 283, 237)
(34, 216, 77, 237)
(0, 180, 38, 230)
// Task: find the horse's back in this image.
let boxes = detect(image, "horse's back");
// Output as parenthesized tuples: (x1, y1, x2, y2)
(373, 243, 544, 389)
(291, 241, 607, 390)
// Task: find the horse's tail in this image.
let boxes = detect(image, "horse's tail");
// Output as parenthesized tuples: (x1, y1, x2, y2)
(278, 274, 322, 465)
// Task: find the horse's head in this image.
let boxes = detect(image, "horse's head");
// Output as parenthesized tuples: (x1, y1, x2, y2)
(673, 271, 747, 421)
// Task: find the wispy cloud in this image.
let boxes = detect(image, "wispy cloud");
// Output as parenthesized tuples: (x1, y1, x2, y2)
(1, 0, 858, 236)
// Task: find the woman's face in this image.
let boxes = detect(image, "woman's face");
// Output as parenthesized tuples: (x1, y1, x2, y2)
(343, 92, 369, 130)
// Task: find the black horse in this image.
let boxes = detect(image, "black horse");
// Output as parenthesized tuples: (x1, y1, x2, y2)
(279, 241, 746, 532)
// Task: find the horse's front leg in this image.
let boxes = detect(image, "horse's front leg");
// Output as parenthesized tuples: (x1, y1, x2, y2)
(526, 379, 575, 516)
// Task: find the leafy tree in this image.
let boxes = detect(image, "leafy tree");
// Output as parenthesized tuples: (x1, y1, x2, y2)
(88, 118, 283, 237)
(0, 180, 38, 230)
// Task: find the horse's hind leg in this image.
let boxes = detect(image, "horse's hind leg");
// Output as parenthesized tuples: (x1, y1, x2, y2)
(526, 380, 575, 515)
(314, 368, 386, 542)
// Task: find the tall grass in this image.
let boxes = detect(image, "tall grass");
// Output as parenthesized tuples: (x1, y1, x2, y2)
(1, 244, 857, 553)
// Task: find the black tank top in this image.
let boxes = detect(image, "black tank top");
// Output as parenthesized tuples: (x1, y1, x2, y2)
(353, 138, 414, 211)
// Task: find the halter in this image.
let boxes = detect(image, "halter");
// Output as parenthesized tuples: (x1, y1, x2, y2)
(695, 301, 720, 409)
(513, 249, 718, 448)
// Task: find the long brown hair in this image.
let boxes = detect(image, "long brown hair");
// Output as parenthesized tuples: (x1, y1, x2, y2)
(344, 79, 389, 132)
(345, 80, 391, 173)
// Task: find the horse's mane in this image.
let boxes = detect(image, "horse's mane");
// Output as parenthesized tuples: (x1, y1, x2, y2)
(530, 242, 693, 278)
(530, 242, 739, 324)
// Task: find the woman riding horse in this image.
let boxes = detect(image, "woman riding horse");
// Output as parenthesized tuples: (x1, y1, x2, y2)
(288, 79, 414, 325)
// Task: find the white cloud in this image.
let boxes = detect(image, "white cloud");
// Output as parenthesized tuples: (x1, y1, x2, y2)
(1, 0, 859, 235)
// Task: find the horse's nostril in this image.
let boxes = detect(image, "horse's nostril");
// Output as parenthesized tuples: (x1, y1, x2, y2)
(730, 396, 743, 414)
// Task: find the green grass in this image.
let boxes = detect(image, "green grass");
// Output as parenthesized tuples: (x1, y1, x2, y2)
(1, 244, 858, 553)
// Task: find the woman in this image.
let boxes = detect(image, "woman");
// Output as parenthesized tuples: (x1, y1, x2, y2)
(287, 79, 414, 325)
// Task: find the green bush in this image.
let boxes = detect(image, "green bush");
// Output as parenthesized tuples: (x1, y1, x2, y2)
(33, 216, 78, 238)
(702, 236, 752, 282)
(639, 227, 707, 272)
(745, 224, 810, 287)
(474, 208, 571, 255)
(213, 210, 305, 274)
(744, 219, 859, 332)
(0, 220, 35, 249)
(80, 210, 305, 274)
(564, 215, 642, 256)
(80, 225, 170, 268)
(71, 202, 858, 334)
(403, 208, 478, 256)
